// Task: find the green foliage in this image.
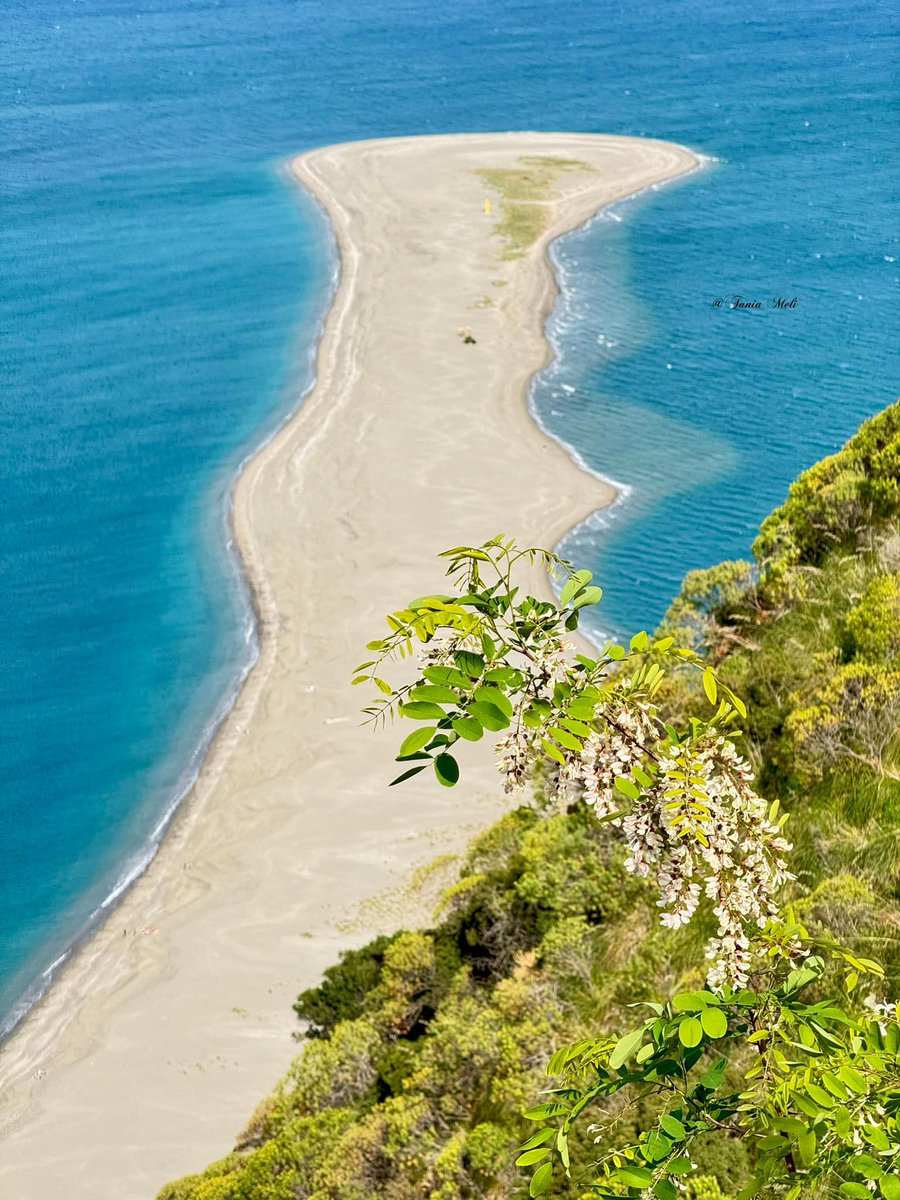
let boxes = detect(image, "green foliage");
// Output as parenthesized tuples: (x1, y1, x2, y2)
(294, 934, 397, 1037)
(160, 403, 900, 1200)
(518, 926, 897, 1199)
(753, 401, 900, 591)
(846, 573, 900, 663)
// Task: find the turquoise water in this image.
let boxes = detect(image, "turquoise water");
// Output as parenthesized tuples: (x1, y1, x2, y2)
(1, 0, 897, 1031)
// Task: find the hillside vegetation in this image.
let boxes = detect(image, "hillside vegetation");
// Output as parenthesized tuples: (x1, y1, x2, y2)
(160, 402, 900, 1200)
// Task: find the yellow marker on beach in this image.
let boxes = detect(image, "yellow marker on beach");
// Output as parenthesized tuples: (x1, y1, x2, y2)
(484, 197, 491, 215)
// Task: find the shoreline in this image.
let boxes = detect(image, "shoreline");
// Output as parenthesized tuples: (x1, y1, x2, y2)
(0, 132, 699, 1196)
(0, 196, 343, 1045)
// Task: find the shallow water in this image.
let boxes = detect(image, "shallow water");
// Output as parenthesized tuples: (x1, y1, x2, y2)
(1, 0, 897, 1028)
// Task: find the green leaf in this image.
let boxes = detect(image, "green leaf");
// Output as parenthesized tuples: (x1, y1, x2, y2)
(614, 776, 641, 800)
(573, 585, 603, 609)
(433, 754, 459, 787)
(468, 701, 510, 731)
(472, 686, 513, 717)
(523, 1103, 569, 1121)
(821, 1071, 850, 1100)
(516, 1148, 551, 1166)
(451, 716, 483, 741)
(616, 1167, 653, 1188)
(678, 1018, 703, 1048)
(834, 1106, 852, 1139)
(879, 1176, 900, 1200)
(856, 1155, 884, 1181)
(410, 684, 459, 705)
(673, 991, 716, 1011)
(700, 1008, 728, 1039)
(805, 1083, 834, 1108)
(792, 1092, 822, 1120)
(548, 726, 583, 752)
(864, 1127, 891, 1153)
(530, 1162, 553, 1197)
(797, 1129, 816, 1167)
(559, 575, 581, 607)
(423, 666, 469, 688)
(556, 1128, 570, 1171)
(401, 701, 448, 720)
(609, 1027, 645, 1069)
(841, 1186, 873, 1200)
(838, 1066, 867, 1094)
(630, 631, 649, 652)
(454, 650, 485, 678)
(541, 738, 566, 766)
(655, 1182, 677, 1200)
(660, 1115, 686, 1141)
(702, 667, 717, 705)
(399, 726, 438, 757)
(645, 1132, 673, 1163)
(559, 717, 592, 737)
(518, 1128, 556, 1152)
(698, 1056, 725, 1089)
(667, 1158, 693, 1177)
(389, 764, 428, 786)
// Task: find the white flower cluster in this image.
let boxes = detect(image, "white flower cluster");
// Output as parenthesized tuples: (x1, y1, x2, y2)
(578, 699, 658, 820)
(531, 637, 573, 699)
(497, 727, 531, 794)
(571, 703, 791, 990)
(629, 733, 791, 989)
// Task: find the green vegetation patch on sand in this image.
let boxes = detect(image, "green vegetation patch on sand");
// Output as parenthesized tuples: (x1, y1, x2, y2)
(476, 156, 593, 259)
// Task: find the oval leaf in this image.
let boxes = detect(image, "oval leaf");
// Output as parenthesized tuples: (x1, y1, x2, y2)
(468, 701, 510, 731)
(573, 585, 602, 609)
(434, 754, 459, 787)
(423, 666, 469, 688)
(517, 1148, 551, 1166)
(617, 1167, 653, 1188)
(473, 686, 513, 717)
(615, 776, 640, 800)
(660, 1115, 686, 1141)
(452, 716, 483, 742)
(399, 726, 438, 757)
(530, 1162, 553, 1197)
(678, 1017, 703, 1048)
(401, 701, 448, 721)
(700, 1008, 728, 1039)
(609, 1027, 644, 1069)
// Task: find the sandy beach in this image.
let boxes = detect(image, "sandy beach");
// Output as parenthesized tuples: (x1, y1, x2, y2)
(0, 132, 697, 1197)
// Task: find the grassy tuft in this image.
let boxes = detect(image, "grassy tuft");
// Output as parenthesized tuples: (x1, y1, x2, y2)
(475, 156, 592, 258)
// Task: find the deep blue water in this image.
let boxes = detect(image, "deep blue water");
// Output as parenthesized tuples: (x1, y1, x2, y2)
(1, 0, 897, 1030)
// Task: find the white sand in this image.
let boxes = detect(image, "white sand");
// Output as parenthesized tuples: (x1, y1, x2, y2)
(0, 132, 698, 1197)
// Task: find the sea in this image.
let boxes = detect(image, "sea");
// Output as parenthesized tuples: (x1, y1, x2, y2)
(1, 0, 897, 1033)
